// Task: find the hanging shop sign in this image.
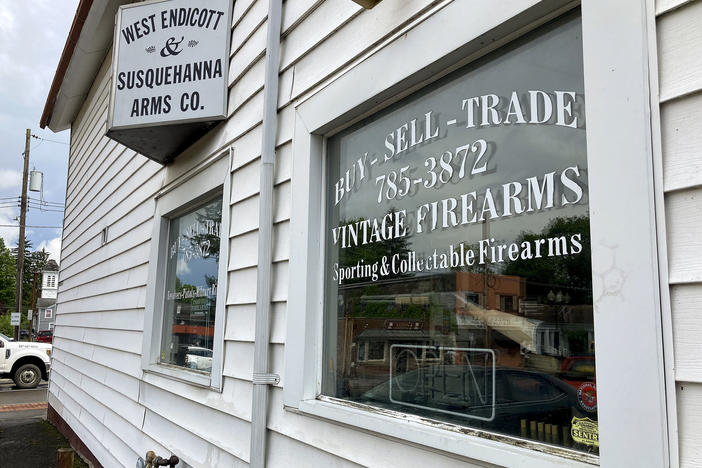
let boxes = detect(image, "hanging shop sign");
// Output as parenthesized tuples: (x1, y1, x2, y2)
(107, 0, 232, 163)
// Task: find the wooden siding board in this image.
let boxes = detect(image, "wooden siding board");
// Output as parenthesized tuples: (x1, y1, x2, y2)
(52, 347, 141, 401)
(59, 263, 148, 304)
(142, 410, 249, 467)
(222, 342, 284, 385)
(671, 283, 702, 382)
(267, 430, 366, 468)
(660, 92, 702, 191)
(224, 302, 286, 344)
(229, 179, 292, 237)
(266, 388, 493, 468)
(231, 0, 267, 56)
(48, 390, 122, 468)
(53, 336, 142, 378)
(282, 0, 325, 35)
(142, 372, 253, 422)
(289, 0, 440, 99)
(656, 0, 698, 16)
(229, 18, 267, 86)
(61, 164, 162, 254)
(59, 241, 150, 293)
(280, 0, 362, 72)
(677, 382, 702, 467)
(54, 309, 144, 332)
(139, 382, 251, 461)
(228, 221, 290, 271)
(657, 0, 702, 101)
(64, 148, 143, 233)
(665, 188, 702, 283)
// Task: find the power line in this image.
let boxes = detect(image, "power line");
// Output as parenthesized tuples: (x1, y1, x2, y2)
(31, 134, 69, 146)
(0, 224, 62, 229)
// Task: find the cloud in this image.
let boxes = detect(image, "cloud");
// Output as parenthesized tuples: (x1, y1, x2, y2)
(177, 257, 191, 275)
(37, 235, 62, 265)
(0, 169, 21, 190)
(0, 207, 18, 248)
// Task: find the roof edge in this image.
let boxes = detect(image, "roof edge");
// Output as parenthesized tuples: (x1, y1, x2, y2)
(39, 0, 93, 130)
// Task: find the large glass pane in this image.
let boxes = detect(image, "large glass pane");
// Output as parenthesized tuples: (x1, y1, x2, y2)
(323, 13, 598, 454)
(161, 196, 222, 373)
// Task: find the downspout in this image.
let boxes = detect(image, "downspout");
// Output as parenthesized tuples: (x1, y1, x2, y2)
(250, 0, 282, 467)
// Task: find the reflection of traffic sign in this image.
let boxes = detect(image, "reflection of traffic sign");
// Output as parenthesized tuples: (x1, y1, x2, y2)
(10, 312, 20, 326)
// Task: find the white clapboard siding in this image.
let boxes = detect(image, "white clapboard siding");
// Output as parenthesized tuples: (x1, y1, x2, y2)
(224, 302, 286, 344)
(265, 388, 491, 468)
(229, 180, 291, 237)
(52, 347, 141, 400)
(657, 0, 702, 101)
(48, 390, 123, 468)
(138, 382, 251, 461)
(54, 309, 144, 331)
(63, 147, 138, 231)
(664, 188, 702, 284)
(229, 17, 266, 86)
(266, 431, 366, 468)
(60, 218, 152, 280)
(142, 410, 249, 467)
(657, 0, 697, 15)
(289, 0, 440, 99)
(142, 372, 254, 422)
(59, 240, 150, 293)
(228, 221, 290, 271)
(232, 0, 256, 28)
(61, 164, 163, 253)
(231, 0, 267, 56)
(222, 342, 285, 385)
(671, 284, 702, 382)
(677, 382, 702, 467)
(660, 92, 702, 192)
(226, 261, 288, 305)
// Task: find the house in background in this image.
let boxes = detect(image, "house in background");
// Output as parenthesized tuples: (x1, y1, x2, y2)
(34, 269, 59, 332)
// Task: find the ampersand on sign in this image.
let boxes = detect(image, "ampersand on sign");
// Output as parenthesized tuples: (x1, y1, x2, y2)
(160, 36, 185, 57)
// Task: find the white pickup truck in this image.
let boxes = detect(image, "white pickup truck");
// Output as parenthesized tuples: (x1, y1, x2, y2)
(0, 332, 51, 388)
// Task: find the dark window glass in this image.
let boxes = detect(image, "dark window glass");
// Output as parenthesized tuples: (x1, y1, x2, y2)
(323, 13, 597, 455)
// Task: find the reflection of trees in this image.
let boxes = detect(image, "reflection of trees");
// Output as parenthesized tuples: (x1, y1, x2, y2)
(337, 208, 413, 285)
(504, 216, 591, 303)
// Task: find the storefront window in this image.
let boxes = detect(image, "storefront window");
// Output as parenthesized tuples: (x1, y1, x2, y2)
(323, 13, 598, 454)
(160, 196, 222, 373)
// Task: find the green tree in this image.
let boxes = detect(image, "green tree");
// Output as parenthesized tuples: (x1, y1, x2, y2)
(0, 239, 16, 314)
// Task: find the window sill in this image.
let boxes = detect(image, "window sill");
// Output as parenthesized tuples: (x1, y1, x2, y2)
(143, 363, 217, 390)
(293, 396, 598, 468)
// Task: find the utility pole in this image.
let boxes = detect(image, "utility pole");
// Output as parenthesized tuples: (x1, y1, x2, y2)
(14, 129, 30, 341)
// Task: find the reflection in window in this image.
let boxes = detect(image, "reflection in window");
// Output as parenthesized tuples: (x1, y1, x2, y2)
(160, 196, 222, 373)
(323, 12, 597, 456)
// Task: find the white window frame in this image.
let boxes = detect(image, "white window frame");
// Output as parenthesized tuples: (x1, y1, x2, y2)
(285, 1, 673, 467)
(141, 150, 231, 391)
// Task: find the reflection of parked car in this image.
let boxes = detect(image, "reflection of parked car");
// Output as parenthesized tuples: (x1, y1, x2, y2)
(185, 346, 213, 372)
(558, 355, 595, 388)
(35, 330, 53, 343)
(360, 366, 586, 435)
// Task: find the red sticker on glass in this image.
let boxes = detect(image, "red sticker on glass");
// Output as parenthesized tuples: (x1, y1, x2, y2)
(577, 382, 597, 412)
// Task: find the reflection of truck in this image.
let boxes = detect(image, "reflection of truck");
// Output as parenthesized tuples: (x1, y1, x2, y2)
(0, 332, 51, 388)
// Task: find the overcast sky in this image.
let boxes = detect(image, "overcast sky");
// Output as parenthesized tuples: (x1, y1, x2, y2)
(0, 0, 78, 263)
